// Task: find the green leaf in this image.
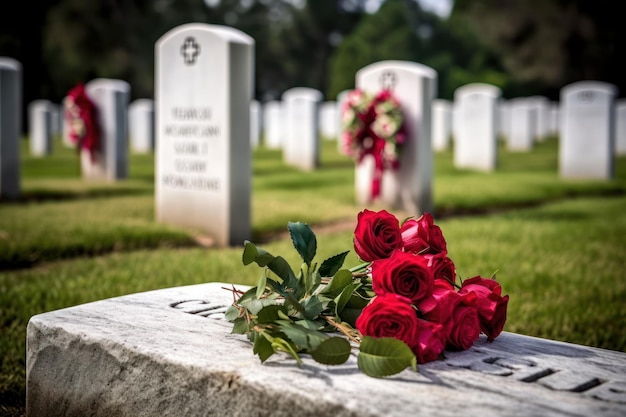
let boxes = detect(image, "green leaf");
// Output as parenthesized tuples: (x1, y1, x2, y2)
(231, 317, 249, 334)
(311, 337, 352, 365)
(278, 320, 328, 351)
(320, 269, 353, 299)
(256, 274, 267, 299)
(257, 305, 287, 324)
(319, 251, 350, 277)
(302, 296, 324, 320)
(224, 305, 240, 322)
(357, 336, 417, 378)
(253, 332, 275, 362)
(240, 297, 279, 315)
(242, 241, 275, 267)
(338, 307, 363, 328)
(334, 282, 358, 316)
(288, 221, 317, 266)
(267, 256, 299, 289)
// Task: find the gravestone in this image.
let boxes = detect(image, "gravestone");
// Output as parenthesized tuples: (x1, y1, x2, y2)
(49, 102, 61, 138)
(0, 57, 20, 200)
(431, 99, 452, 152)
(262, 100, 283, 149)
(84, 78, 131, 180)
(527, 96, 550, 142)
(319, 100, 339, 140)
(282, 87, 323, 171)
(548, 101, 559, 136)
(250, 100, 261, 148)
(453, 83, 501, 172)
(128, 98, 155, 154)
(336, 89, 352, 153)
(497, 100, 512, 141)
(28, 99, 54, 157)
(355, 61, 436, 214)
(615, 99, 626, 155)
(155, 23, 254, 247)
(508, 97, 536, 152)
(26, 282, 626, 417)
(559, 81, 618, 179)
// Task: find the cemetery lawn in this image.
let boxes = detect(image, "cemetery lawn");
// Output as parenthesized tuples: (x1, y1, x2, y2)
(1, 137, 626, 414)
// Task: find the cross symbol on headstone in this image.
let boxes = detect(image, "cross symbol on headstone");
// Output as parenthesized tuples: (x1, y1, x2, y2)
(181, 37, 201, 65)
(380, 71, 396, 90)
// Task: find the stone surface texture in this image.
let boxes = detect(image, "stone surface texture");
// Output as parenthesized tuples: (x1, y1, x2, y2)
(27, 282, 626, 417)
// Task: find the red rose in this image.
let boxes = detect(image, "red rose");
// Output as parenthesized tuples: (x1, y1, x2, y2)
(353, 209, 402, 261)
(446, 304, 481, 351)
(423, 252, 456, 286)
(355, 293, 419, 351)
(401, 212, 447, 254)
(418, 280, 480, 351)
(412, 318, 447, 364)
(459, 276, 509, 341)
(371, 250, 434, 304)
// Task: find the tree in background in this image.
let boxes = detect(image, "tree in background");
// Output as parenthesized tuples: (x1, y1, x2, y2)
(451, 0, 625, 99)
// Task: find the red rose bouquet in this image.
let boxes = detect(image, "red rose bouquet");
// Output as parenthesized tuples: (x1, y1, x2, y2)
(227, 209, 509, 378)
(341, 89, 407, 200)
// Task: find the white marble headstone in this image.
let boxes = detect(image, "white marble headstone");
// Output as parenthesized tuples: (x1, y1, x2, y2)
(527, 96, 550, 142)
(548, 101, 559, 136)
(250, 100, 261, 148)
(262, 100, 283, 149)
(336, 89, 352, 154)
(319, 100, 339, 140)
(129, 98, 155, 154)
(453, 83, 501, 171)
(432, 99, 452, 152)
(508, 97, 536, 152)
(28, 99, 54, 157)
(356, 60, 437, 214)
(615, 99, 626, 156)
(84, 78, 131, 180)
(155, 23, 254, 247)
(559, 81, 618, 179)
(0, 57, 21, 200)
(497, 100, 512, 141)
(282, 87, 323, 171)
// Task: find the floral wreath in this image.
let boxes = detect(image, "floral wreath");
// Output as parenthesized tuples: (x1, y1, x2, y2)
(63, 82, 100, 161)
(341, 89, 407, 200)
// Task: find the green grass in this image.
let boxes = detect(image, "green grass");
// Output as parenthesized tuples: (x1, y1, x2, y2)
(1, 136, 626, 411)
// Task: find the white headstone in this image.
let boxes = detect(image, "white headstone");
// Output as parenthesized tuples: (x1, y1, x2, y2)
(282, 87, 323, 171)
(155, 23, 254, 247)
(27, 282, 626, 416)
(262, 100, 283, 149)
(250, 100, 261, 148)
(337, 89, 352, 153)
(527, 96, 550, 142)
(559, 81, 618, 179)
(615, 99, 626, 156)
(508, 97, 536, 152)
(49, 102, 61, 137)
(453, 83, 501, 171)
(319, 100, 339, 140)
(129, 98, 155, 154)
(548, 101, 559, 136)
(356, 60, 437, 214)
(497, 100, 512, 142)
(0, 57, 21, 200)
(28, 99, 54, 157)
(84, 78, 130, 180)
(431, 98, 452, 152)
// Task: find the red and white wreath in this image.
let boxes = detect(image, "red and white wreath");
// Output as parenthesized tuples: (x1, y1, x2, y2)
(340, 89, 407, 199)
